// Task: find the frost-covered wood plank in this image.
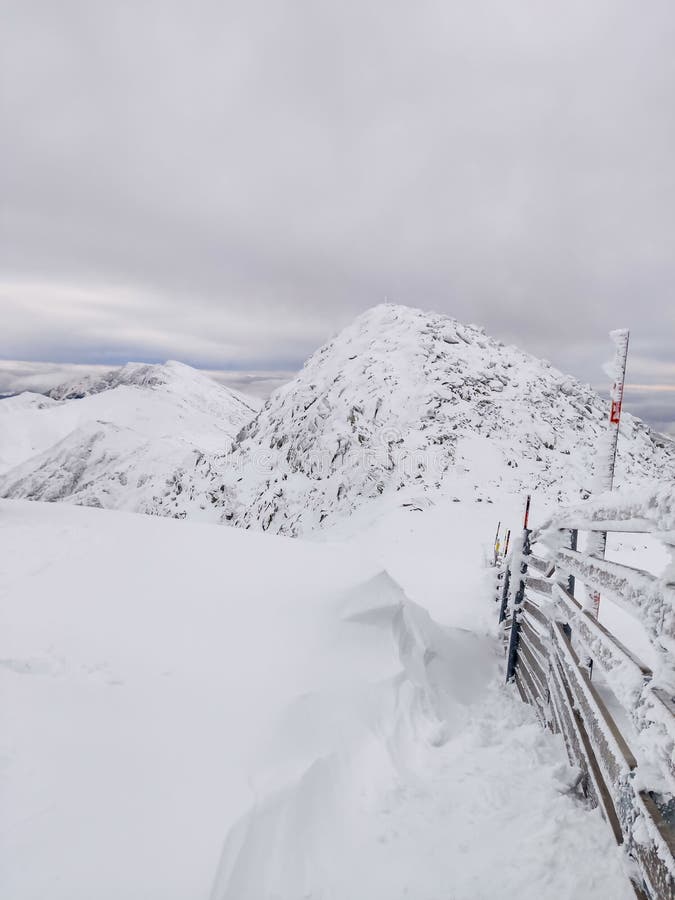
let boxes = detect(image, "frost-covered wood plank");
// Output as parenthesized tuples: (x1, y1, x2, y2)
(522, 597, 549, 628)
(505, 479, 675, 897)
(519, 618, 550, 670)
(518, 637, 548, 703)
(515, 664, 545, 723)
(652, 687, 675, 719)
(552, 622, 638, 782)
(553, 583, 652, 707)
(546, 518, 656, 535)
(551, 624, 675, 896)
(520, 617, 548, 662)
(547, 684, 563, 737)
(634, 790, 675, 900)
(548, 653, 618, 835)
(513, 669, 529, 705)
(552, 583, 675, 796)
(528, 554, 550, 574)
(539, 484, 675, 539)
(525, 575, 553, 596)
(556, 548, 675, 649)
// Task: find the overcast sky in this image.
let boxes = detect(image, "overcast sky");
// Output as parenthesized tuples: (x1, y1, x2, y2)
(1, 1, 674, 429)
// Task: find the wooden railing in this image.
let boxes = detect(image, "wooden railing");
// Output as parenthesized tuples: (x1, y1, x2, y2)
(496, 494, 675, 900)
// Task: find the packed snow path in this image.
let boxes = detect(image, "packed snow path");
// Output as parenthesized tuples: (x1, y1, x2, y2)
(0, 499, 632, 899)
(212, 637, 631, 900)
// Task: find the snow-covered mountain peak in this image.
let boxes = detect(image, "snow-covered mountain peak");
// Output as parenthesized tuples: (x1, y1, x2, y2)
(46, 359, 257, 411)
(187, 303, 673, 534)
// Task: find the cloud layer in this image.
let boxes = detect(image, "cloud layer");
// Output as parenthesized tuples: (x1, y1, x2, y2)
(1, 1, 673, 425)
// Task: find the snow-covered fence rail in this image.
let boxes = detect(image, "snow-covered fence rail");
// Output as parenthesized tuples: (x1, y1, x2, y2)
(496, 486, 675, 900)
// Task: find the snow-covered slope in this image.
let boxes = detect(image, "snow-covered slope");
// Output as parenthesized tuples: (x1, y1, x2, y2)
(161, 304, 673, 534)
(0, 499, 633, 900)
(0, 361, 258, 512)
(0, 391, 64, 470)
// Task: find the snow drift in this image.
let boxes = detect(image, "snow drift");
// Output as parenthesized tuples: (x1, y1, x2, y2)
(0, 499, 633, 900)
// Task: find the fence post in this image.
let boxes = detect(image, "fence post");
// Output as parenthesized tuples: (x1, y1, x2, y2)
(506, 527, 531, 682)
(567, 528, 578, 596)
(498, 565, 511, 623)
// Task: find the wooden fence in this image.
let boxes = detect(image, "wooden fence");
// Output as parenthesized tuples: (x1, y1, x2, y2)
(496, 500, 675, 899)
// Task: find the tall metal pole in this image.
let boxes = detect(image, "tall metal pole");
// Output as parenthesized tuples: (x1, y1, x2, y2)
(589, 329, 629, 619)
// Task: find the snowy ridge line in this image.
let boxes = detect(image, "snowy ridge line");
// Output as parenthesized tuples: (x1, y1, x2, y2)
(498, 494, 675, 900)
(45, 359, 259, 412)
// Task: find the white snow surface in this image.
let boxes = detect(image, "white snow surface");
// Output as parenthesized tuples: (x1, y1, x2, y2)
(0, 361, 258, 512)
(1, 497, 633, 900)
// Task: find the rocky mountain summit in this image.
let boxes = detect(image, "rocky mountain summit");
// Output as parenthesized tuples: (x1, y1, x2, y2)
(154, 305, 674, 533)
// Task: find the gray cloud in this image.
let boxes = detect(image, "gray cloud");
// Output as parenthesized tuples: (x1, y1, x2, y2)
(1, 1, 673, 426)
(620, 386, 675, 437)
(199, 368, 296, 399)
(0, 360, 112, 396)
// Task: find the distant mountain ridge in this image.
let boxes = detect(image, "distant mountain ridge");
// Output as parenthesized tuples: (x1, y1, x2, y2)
(0, 361, 258, 512)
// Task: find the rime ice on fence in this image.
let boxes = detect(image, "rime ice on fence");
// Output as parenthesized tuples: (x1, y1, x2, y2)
(539, 484, 675, 540)
(500, 482, 675, 898)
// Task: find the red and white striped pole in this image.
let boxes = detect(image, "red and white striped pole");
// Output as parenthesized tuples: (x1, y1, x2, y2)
(589, 329, 629, 619)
